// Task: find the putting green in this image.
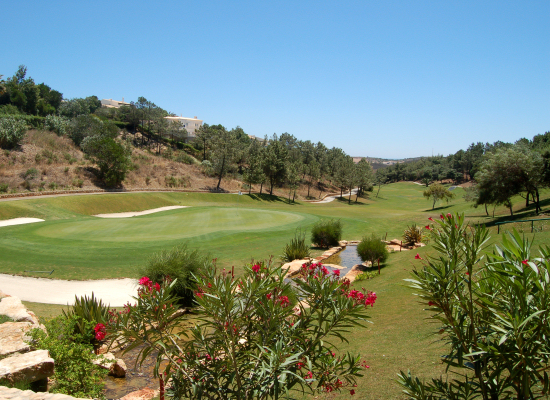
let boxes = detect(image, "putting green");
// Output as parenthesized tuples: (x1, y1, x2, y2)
(31, 207, 304, 242)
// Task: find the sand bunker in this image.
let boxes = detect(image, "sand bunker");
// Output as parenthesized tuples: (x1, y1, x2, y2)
(94, 206, 189, 218)
(0, 274, 136, 306)
(0, 218, 45, 228)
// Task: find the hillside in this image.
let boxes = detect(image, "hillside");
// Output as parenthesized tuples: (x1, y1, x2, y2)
(0, 129, 337, 200)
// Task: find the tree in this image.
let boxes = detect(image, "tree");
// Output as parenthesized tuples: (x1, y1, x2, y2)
(80, 121, 132, 187)
(423, 183, 455, 210)
(195, 123, 217, 161)
(210, 127, 240, 191)
(285, 160, 301, 203)
(357, 234, 389, 266)
(112, 260, 376, 399)
(400, 214, 550, 400)
(0, 116, 27, 149)
(263, 134, 288, 195)
(354, 158, 374, 202)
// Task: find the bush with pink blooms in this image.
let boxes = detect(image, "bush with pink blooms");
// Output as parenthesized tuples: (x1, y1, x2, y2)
(111, 260, 376, 399)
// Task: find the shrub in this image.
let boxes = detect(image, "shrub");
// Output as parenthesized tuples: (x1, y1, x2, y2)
(357, 234, 389, 266)
(113, 260, 376, 399)
(0, 116, 27, 149)
(354, 270, 379, 282)
(72, 178, 83, 188)
(138, 244, 213, 307)
(175, 152, 195, 164)
(399, 213, 550, 399)
(281, 230, 311, 262)
(30, 315, 107, 398)
(311, 219, 342, 248)
(48, 182, 58, 190)
(62, 293, 110, 340)
(44, 115, 70, 136)
(23, 167, 39, 180)
(402, 224, 424, 246)
(0, 183, 8, 193)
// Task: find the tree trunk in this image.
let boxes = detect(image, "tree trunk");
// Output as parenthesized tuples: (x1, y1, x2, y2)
(348, 187, 352, 204)
(432, 197, 436, 210)
(260, 182, 263, 195)
(340, 188, 343, 198)
(376, 184, 381, 198)
(307, 184, 310, 198)
(535, 188, 541, 214)
(509, 204, 514, 216)
(216, 156, 226, 190)
(249, 185, 251, 195)
(288, 187, 292, 204)
(526, 192, 530, 207)
(485, 203, 488, 216)
(292, 189, 296, 202)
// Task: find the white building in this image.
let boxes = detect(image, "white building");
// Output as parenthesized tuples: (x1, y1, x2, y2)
(164, 116, 203, 140)
(101, 98, 130, 108)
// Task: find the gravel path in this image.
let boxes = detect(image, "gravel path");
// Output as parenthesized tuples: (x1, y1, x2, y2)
(0, 274, 137, 306)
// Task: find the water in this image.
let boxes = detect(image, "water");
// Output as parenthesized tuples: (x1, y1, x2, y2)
(322, 245, 363, 275)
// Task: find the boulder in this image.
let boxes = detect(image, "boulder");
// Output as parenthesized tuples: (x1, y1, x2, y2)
(92, 351, 116, 369)
(0, 349, 54, 383)
(110, 358, 127, 377)
(0, 321, 32, 357)
(0, 296, 40, 325)
(120, 387, 159, 400)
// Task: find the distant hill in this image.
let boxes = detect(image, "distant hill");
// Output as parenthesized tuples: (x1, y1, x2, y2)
(352, 156, 422, 170)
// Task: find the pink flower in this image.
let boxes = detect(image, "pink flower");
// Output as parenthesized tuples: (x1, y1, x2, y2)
(266, 293, 272, 300)
(252, 264, 261, 273)
(321, 266, 329, 276)
(154, 283, 161, 292)
(139, 276, 151, 286)
(95, 331, 106, 341)
(332, 269, 340, 277)
(94, 323, 105, 333)
(522, 260, 529, 265)
(440, 214, 444, 219)
(305, 371, 313, 379)
(446, 213, 452, 218)
(364, 292, 377, 307)
(415, 253, 422, 260)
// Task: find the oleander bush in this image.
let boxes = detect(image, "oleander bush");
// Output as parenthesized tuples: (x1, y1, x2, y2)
(357, 234, 389, 266)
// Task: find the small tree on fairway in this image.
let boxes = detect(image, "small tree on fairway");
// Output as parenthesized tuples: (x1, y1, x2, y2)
(311, 219, 343, 248)
(357, 234, 389, 266)
(423, 183, 455, 210)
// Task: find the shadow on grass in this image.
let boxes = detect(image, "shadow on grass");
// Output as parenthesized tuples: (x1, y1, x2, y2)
(246, 193, 286, 203)
(422, 205, 453, 212)
(334, 196, 367, 206)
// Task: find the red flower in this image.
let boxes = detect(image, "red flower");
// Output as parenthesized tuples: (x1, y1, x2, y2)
(425, 225, 431, 230)
(266, 293, 272, 300)
(95, 331, 106, 341)
(415, 253, 422, 260)
(428, 217, 434, 221)
(139, 276, 151, 286)
(305, 371, 313, 379)
(94, 323, 105, 333)
(154, 282, 161, 292)
(522, 260, 529, 265)
(252, 264, 261, 273)
(279, 296, 290, 307)
(332, 269, 340, 277)
(440, 214, 444, 219)
(465, 272, 470, 276)
(446, 213, 452, 218)
(350, 389, 355, 395)
(428, 301, 435, 306)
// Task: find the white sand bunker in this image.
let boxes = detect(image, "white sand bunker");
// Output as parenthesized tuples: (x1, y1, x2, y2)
(94, 205, 189, 218)
(0, 218, 45, 228)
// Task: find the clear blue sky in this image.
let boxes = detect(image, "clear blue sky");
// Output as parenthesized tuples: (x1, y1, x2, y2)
(2, 0, 548, 158)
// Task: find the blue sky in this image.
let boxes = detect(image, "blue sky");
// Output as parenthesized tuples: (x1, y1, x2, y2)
(2, 1, 548, 158)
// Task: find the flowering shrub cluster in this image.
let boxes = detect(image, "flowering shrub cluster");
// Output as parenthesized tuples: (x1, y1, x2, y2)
(111, 260, 376, 399)
(400, 213, 550, 400)
(93, 323, 106, 341)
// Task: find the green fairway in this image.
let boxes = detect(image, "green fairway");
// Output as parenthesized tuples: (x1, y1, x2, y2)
(3, 184, 550, 399)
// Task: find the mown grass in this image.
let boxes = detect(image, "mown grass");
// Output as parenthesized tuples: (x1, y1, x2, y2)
(3, 184, 550, 399)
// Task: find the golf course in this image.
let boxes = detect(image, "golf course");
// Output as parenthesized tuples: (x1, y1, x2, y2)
(1, 184, 549, 399)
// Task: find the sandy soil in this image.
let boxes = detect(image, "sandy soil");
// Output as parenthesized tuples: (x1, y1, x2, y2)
(0, 274, 137, 306)
(310, 189, 357, 203)
(94, 205, 189, 218)
(0, 218, 45, 227)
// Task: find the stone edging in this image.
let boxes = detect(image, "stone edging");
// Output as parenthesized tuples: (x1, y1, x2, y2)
(0, 386, 89, 400)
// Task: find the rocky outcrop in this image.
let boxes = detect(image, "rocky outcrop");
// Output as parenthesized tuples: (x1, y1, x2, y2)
(0, 350, 54, 384)
(0, 322, 32, 357)
(92, 352, 127, 378)
(0, 386, 89, 400)
(0, 296, 41, 326)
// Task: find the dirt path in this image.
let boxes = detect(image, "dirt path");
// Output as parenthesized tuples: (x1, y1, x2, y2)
(310, 189, 358, 203)
(0, 274, 137, 306)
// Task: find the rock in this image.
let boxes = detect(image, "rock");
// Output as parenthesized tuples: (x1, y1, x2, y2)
(389, 239, 403, 246)
(0, 297, 40, 325)
(0, 321, 32, 357)
(120, 387, 159, 400)
(109, 358, 127, 378)
(0, 349, 54, 383)
(0, 289, 6, 299)
(92, 352, 116, 369)
(0, 385, 89, 400)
